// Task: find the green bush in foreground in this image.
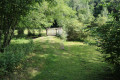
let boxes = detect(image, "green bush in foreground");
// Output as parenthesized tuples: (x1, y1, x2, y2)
(96, 21, 120, 73)
(0, 40, 34, 77)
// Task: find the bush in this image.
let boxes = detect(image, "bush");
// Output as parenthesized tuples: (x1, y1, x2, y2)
(95, 15, 108, 27)
(67, 27, 88, 41)
(0, 40, 34, 77)
(96, 21, 120, 73)
(66, 19, 89, 41)
(57, 30, 67, 41)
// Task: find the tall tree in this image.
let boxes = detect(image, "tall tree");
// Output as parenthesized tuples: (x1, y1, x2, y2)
(0, 0, 53, 52)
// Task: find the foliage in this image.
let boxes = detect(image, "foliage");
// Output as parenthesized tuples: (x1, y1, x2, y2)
(96, 21, 120, 73)
(68, 0, 95, 25)
(17, 4, 43, 36)
(95, 15, 107, 26)
(0, 0, 35, 52)
(0, 0, 55, 52)
(19, 2, 53, 29)
(95, 1, 120, 75)
(95, 7, 109, 26)
(0, 40, 34, 77)
(65, 19, 89, 41)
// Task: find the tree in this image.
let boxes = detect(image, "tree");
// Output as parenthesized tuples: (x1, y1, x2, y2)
(37, 0, 76, 36)
(96, 1, 120, 76)
(67, 0, 95, 26)
(95, 7, 109, 26)
(17, 3, 43, 36)
(0, 0, 53, 52)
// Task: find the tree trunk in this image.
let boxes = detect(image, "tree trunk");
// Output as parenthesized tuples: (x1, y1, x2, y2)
(46, 29, 48, 36)
(0, 30, 2, 51)
(38, 28, 41, 36)
(32, 29, 35, 35)
(18, 29, 24, 36)
(0, 19, 17, 53)
(27, 28, 32, 36)
(2, 28, 14, 52)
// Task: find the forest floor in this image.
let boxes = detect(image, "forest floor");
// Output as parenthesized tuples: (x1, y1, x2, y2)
(12, 36, 112, 80)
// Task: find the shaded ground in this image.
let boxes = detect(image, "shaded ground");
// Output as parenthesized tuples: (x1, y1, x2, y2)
(11, 36, 112, 80)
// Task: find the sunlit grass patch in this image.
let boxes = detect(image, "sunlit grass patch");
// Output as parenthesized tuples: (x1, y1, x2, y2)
(33, 36, 62, 43)
(11, 38, 30, 44)
(64, 41, 85, 46)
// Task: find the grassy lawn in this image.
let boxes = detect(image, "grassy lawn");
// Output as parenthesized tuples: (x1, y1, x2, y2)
(11, 36, 112, 80)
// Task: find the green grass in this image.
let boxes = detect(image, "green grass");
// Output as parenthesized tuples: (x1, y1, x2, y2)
(10, 36, 112, 80)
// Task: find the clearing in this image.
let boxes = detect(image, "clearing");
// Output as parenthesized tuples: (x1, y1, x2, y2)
(13, 36, 111, 80)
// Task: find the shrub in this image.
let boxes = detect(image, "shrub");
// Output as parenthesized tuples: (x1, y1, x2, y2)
(95, 15, 108, 27)
(57, 30, 67, 41)
(96, 21, 120, 73)
(0, 40, 34, 77)
(66, 19, 89, 41)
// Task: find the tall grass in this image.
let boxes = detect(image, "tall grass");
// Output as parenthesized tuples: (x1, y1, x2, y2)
(0, 39, 34, 78)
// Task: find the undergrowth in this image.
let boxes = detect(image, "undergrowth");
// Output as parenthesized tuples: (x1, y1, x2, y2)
(0, 39, 34, 79)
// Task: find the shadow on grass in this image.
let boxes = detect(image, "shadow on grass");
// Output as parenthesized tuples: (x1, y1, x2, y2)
(28, 40, 112, 80)
(7, 37, 113, 80)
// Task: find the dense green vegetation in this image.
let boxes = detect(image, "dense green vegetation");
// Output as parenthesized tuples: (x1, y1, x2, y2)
(1, 36, 112, 80)
(95, 0, 120, 76)
(0, 39, 34, 78)
(0, 0, 120, 79)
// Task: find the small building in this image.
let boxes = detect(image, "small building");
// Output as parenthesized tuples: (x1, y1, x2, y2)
(46, 20, 63, 36)
(46, 27, 63, 36)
